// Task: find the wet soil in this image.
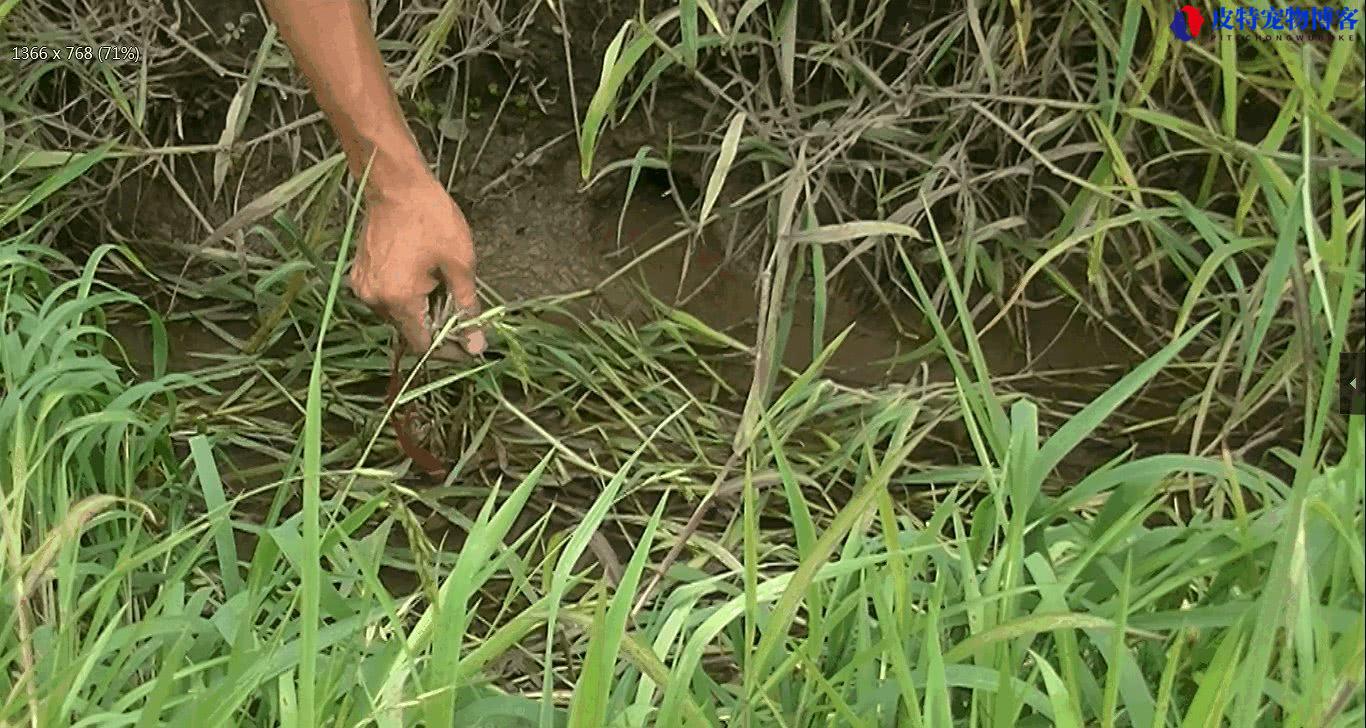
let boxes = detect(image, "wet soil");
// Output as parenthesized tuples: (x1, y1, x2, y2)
(98, 46, 1153, 488)
(87, 0, 1142, 414)
(47, 0, 1289, 621)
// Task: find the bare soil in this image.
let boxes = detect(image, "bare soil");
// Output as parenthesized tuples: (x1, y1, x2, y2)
(88, 0, 1175, 495)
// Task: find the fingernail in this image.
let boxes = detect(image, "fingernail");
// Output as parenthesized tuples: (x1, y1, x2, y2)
(464, 329, 487, 355)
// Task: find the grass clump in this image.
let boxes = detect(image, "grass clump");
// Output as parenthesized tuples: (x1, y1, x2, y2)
(2, 0, 1364, 726)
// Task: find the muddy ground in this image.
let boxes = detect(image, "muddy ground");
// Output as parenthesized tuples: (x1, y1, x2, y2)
(74, 0, 1190, 498)
(103, 1, 1136, 376)
(27, 0, 1274, 608)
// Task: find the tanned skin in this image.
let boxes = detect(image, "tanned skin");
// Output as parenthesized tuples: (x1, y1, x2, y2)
(261, 0, 485, 356)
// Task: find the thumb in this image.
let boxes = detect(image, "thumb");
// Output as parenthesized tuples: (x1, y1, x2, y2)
(439, 259, 485, 355)
(388, 293, 433, 354)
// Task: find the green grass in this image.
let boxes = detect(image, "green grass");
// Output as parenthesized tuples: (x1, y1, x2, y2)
(2, 0, 1364, 726)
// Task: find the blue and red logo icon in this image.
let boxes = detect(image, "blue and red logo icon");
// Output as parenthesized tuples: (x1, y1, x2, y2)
(1170, 4, 1207, 40)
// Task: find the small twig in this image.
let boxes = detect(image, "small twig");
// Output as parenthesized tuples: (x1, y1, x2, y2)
(630, 450, 741, 618)
(476, 131, 571, 197)
(588, 532, 624, 587)
(469, 68, 524, 173)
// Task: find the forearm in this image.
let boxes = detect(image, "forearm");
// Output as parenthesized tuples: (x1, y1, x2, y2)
(262, 0, 428, 199)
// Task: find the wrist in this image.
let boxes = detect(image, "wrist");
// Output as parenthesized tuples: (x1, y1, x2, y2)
(353, 132, 433, 203)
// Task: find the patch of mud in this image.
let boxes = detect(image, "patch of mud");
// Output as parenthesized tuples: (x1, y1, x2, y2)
(573, 177, 1138, 391)
(106, 94, 1142, 406)
(449, 135, 622, 305)
(91, 0, 1167, 497)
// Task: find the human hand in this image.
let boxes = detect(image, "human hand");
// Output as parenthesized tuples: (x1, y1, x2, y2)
(348, 177, 486, 357)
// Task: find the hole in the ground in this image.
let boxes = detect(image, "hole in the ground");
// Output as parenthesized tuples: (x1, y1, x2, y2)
(636, 165, 701, 207)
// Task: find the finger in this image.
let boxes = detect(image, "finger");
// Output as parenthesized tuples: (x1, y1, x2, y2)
(432, 339, 472, 362)
(438, 259, 486, 355)
(427, 290, 470, 361)
(388, 294, 433, 353)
